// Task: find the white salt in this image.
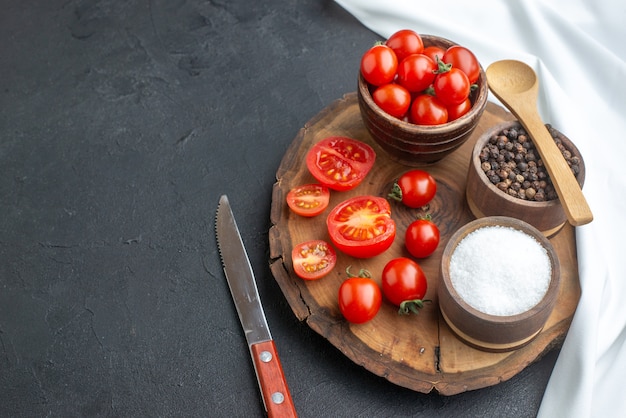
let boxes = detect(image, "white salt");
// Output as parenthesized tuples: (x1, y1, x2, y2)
(449, 225, 552, 316)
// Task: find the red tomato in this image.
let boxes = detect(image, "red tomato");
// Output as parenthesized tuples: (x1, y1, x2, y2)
(388, 169, 437, 208)
(410, 94, 448, 125)
(381, 257, 428, 315)
(291, 240, 337, 280)
(385, 29, 424, 63)
(338, 268, 382, 323)
(443, 45, 480, 84)
(422, 46, 446, 62)
(286, 184, 330, 217)
(360, 44, 398, 86)
(306, 136, 376, 192)
(405, 218, 440, 258)
(396, 54, 437, 93)
(372, 83, 411, 118)
(433, 67, 470, 106)
(447, 98, 472, 121)
(326, 195, 396, 258)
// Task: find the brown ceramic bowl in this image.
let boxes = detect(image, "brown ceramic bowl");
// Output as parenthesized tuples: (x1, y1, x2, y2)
(439, 216, 561, 352)
(466, 120, 586, 237)
(357, 34, 489, 166)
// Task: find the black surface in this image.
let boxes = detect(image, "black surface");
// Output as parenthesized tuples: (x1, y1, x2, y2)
(0, 1, 559, 416)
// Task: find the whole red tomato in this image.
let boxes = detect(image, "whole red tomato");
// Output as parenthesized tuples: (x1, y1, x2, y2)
(381, 257, 429, 315)
(385, 29, 424, 63)
(338, 268, 382, 323)
(306, 136, 376, 192)
(443, 45, 480, 84)
(360, 44, 398, 86)
(388, 169, 437, 208)
(326, 195, 396, 258)
(410, 94, 448, 125)
(396, 54, 437, 93)
(422, 46, 446, 62)
(372, 83, 411, 118)
(286, 183, 330, 217)
(405, 218, 440, 258)
(291, 240, 337, 280)
(447, 98, 472, 121)
(433, 67, 470, 106)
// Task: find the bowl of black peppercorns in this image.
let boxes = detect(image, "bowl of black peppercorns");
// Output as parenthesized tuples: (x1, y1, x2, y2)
(465, 120, 585, 237)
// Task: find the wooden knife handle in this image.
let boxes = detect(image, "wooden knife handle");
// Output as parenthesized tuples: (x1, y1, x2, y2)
(250, 340, 297, 418)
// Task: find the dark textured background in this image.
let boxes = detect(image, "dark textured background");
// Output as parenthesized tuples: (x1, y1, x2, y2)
(0, 1, 558, 416)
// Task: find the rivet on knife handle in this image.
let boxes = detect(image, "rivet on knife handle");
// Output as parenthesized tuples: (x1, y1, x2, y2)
(251, 340, 297, 417)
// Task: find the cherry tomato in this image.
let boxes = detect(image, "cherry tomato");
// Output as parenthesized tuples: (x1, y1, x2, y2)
(443, 45, 480, 84)
(381, 257, 428, 315)
(338, 267, 382, 323)
(410, 94, 448, 125)
(396, 54, 437, 93)
(388, 169, 437, 208)
(291, 240, 337, 280)
(422, 46, 446, 63)
(286, 183, 330, 217)
(433, 67, 470, 106)
(360, 44, 398, 86)
(372, 83, 411, 118)
(385, 29, 424, 63)
(447, 98, 472, 121)
(306, 136, 376, 192)
(405, 218, 440, 258)
(326, 195, 396, 258)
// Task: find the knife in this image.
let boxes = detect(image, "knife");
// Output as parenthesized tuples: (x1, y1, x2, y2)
(215, 194, 297, 418)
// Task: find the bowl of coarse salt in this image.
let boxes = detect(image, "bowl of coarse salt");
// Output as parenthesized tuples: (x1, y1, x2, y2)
(438, 216, 560, 352)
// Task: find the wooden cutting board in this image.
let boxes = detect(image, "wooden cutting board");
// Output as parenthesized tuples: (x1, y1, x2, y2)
(268, 92, 580, 395)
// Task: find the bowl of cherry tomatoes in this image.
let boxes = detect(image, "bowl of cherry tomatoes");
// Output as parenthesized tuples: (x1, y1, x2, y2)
(357, 31, 488, 165)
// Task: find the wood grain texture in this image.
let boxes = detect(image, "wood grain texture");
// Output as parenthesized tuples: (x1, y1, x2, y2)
(269, 92, 581, 395)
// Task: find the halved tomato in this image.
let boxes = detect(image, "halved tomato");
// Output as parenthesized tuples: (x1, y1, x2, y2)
(305, 136, 376, 192)
(326, 195, 396, 258)
(286, 183, 330, 217)
(291, 240, 337, 280)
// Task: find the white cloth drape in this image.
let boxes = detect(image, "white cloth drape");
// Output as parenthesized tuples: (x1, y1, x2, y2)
(334, 1, 626, 417)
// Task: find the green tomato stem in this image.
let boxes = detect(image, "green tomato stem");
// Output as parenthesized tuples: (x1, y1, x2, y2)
(388, 183, 403, 202)
(398, 299, 432, 315)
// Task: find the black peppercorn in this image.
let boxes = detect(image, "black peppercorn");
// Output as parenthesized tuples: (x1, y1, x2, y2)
(478, 124, 580, 202)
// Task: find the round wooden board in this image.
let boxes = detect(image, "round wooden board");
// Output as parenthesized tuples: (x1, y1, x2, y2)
(268, 92, 581, 395)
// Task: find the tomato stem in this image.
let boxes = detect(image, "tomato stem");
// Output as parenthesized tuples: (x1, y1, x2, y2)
(388, 183, 403, 202)
(345, 265, 372, 278)
(434, 56, 452, 74)
(398, 299, 431, 315)
(417, 213, 432, 221)
(423, 86, 435, 96)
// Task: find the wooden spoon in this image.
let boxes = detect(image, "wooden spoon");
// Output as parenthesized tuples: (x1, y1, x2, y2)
(486, 60, 593, 226)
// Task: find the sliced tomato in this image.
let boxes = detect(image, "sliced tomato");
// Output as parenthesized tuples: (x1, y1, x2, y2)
(286, 183, 330, 217)
(291, 240, 337, 280)
(326, 195, 396, 258)
(306, 136, 376, 192)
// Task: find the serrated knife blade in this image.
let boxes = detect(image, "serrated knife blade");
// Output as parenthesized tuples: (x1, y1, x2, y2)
(215, 195, 297, 418)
